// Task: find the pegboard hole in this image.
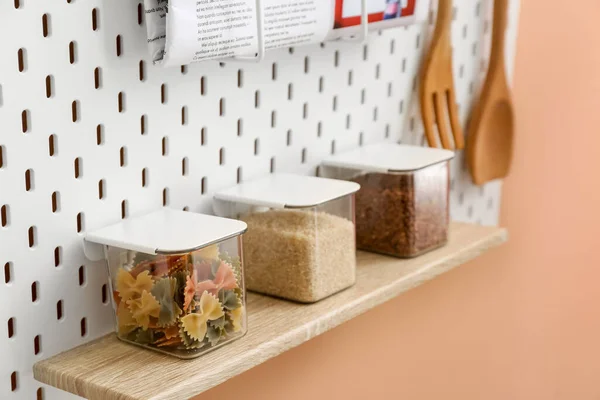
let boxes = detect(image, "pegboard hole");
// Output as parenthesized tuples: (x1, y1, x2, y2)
(7, 317, 15, 338)
(219, 148, 225, 165)
(141, 115, 147, 135)
(361, 89, 366, 105)
(139, 60, 146, 81)
(287, 130, 292, 146)
(201, 77, 206, 95)
(331, 140, 336, 155)
(72, 100, 80, 122)
(98, 179, 105, 199)
(303, 103, 308, 119)
(31, 281, 39, 302)
(34, 335, 41, 355)
(69, 41, 77, 64)
(28, 226, 37, 248)
(272, 63, 278, 80)
(138, 3, 144, 24)
(56, 300, 64, 320)
(271, 111, 276, 128)
(201, 127, 207, 145)
(162, 137, 168, 156)
(346, 114, 351, 129)
(401, 58, 406, 73)
(332, 96, 338, 112)
(219, 98, 225, 116)
(334, 51, 339, 67)
(46, 75, 54, 97)
(399, 99, 404, 114)
(77, 212, 84, 233)
(116, 35, 122, 56)
(18, 48, 27, 72)
(317, 121, 322, 137)
(301, 148, 307, 164)
(1, 205, 9, 227)
(319, 77, 324, 92)
(270, 157, 276, 173)
(162, 188, 169, 205)
(387, 82, 392, 97)
(390, 39, 395, 54)
(385, 124, 390, 138)
(304, 56, 309, 73)
(254, 138, 259, 155)
(359, 132, 364, 146)
(118, 92, 125, 113)
(201, 178, 207, 195)
(96, 124, 104, 145)
(102, 284, 108, 304)
(161, 84, 167, 104)
(0, 145, 5, 168)
(363, 45, 368, 61)
(182, 157, 188, 176)
(121, 200, 128, 219)
(181, 106, 187, 125)
(21, 110, 30, 133)
(74, 157, 82, 178)
(4, 262, 13, 284)
(92, 8, 99, 31)
(120, 147, 127, 167)
(54, 246, 62, 267)
(142, 168, 148, 187)
(52, 191, 61, 213)
(237, 119, 243, 136)
(237, 167, 242, 183)
(373, 107, 378, 122)
(25, 169, 34, 191)
(11, 371, 18, 392)
(79, 266, 85, 285)
(254, 90, 260, 108)
(288, 83, 293, 100)
(237, 69, 243, 87)
(348, 71, 353, 86)
(80, 318, 87, 337)
(48, 134, 57, 156)
(94, 67, 101, 89)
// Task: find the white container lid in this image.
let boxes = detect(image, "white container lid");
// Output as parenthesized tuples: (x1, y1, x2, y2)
(85, 208, 247, 255)
(214, 173, 360, 209)
(322, 143, 454, 173)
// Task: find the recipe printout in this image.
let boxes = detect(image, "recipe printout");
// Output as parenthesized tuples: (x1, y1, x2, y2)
(144, 0, 332, 66)
(143, 0, 419, 67)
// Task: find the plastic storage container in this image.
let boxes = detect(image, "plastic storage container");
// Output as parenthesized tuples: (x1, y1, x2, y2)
(213, 174, 360, 303)
(84, 208, 248, 359)
(321, 144, 454, 258)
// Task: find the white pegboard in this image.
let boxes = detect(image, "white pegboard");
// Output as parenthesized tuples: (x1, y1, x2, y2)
(0, 0, 519, 398)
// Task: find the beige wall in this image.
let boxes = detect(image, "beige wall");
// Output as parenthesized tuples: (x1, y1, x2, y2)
(198, 1, 600, 398)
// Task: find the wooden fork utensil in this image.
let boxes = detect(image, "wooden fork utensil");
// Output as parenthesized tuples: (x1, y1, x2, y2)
(420, 0, 464, 150)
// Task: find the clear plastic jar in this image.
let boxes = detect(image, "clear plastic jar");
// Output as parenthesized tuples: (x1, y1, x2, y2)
(85, 209, 247, 359)
(214, 174, 359, 303)
(322, 144, 453, 258)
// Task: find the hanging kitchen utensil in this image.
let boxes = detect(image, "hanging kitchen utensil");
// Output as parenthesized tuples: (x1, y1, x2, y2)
(466, 0, 514, 185)
(420, 0, 464, 150)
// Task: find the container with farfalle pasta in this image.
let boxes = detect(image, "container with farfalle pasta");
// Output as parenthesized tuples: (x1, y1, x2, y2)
(84, 208, 248, 359)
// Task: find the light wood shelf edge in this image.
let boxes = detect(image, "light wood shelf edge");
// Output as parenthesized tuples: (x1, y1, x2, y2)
(33, 222, 507, 400)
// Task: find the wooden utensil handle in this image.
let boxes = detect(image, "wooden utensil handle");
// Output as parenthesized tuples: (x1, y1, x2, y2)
(490, 0, 509, 70)
(432, 0, 453, 43)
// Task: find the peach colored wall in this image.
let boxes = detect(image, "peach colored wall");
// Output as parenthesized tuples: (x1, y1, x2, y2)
(197, 1, 600, 398)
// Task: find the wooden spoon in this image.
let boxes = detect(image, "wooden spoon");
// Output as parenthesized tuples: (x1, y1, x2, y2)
(466, 0, 514, 185)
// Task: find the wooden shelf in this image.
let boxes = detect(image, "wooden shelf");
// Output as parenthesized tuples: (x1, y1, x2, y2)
(33, 222, 507, 400)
